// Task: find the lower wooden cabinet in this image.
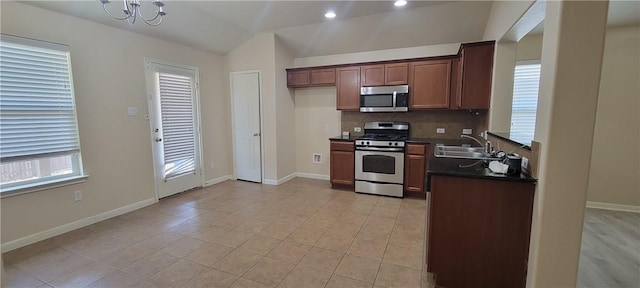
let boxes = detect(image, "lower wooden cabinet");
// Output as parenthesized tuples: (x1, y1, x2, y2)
(330, 141, 355, 186)
(404, 143, 430, 193)
(428, 175, 536, 288)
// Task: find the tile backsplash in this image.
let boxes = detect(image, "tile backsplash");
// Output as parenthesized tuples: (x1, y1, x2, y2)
(342, 110, 488, 139)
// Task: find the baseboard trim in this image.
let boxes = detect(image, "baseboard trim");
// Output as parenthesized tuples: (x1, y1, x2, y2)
(1, 198, 156, 253)
(586, 201, 640, 213)
(296, 173, 330, 181)
(204, 175, 232, 187)
(263, 173, 297, 185)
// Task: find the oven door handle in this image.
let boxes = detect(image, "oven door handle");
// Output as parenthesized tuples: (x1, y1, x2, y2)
(356, 147, 404, 152)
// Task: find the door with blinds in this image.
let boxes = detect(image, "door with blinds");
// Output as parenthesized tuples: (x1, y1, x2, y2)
(145, 60, 201, 199)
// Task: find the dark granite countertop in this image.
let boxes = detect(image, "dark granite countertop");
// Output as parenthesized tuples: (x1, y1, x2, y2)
(329, 136, 357, 141)
(427, 157, 537, 189)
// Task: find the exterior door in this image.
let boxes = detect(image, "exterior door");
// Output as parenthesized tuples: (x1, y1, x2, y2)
(231, 71, 262, 183)
(146, 59, 202, 198)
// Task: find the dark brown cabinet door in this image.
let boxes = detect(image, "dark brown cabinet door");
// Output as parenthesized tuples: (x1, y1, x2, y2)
(330, 141, 355, 186)
(428, 175, 535, 288)
(310, 68, 335, 86)
(287, 70, 310, 87)
(336, 67, 360, 111)
(452, 42, 494, 109)
(385, 63, 408, 85)
(360, 65, 385, 86)
(409, 60, 452, 109)
(404, 144, 429, 193)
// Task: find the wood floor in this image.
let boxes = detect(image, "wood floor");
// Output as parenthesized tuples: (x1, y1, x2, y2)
(577, 208, 640, 287)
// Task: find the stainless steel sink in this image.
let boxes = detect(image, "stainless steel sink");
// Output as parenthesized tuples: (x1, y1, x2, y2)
(434, 145, 502, 161)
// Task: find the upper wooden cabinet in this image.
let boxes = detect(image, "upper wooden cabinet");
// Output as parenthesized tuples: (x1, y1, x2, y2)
(361, 63, 408, 87)
(451, 41, 495, 109)
(287, 70, 310, 87)
(286, 68, 335, 87)
(336, 67, 360, 111)
(408, 60, 452, 109)
(310, 68, 336, 86)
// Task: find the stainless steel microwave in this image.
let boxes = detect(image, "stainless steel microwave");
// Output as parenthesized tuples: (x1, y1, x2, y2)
(360, 85, 409, 112)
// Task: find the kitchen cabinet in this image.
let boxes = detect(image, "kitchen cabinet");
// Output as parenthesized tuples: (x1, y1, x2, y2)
(287, 69, 310, 87)
(404, 144, 430, 193)
(428, 175, 535, 288)
(360, 63, 408, 87)
(336, 66, 360, 111)
(287, 68, 336, 87)
(330, 141, 355, 186)
(451, 41, 495, 109)
(408, 60, 451, 109)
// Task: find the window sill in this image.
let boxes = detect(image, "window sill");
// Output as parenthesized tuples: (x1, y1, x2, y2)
(0, 175, 89, 199)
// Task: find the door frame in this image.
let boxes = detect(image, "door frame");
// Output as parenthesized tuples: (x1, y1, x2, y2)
(144, 57, 204, 200)
(229, 70, 264, 183)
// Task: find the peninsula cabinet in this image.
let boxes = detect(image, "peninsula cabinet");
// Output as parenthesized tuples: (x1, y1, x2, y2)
(360, 63, 408, 87)
(452, 41, 495, 109)
(330, 140, 355, 186)
(336, 66, 360, 111)
(404, 143, 430, 193)
(408, 60, 452, 109)
(428, 175, 535, 288)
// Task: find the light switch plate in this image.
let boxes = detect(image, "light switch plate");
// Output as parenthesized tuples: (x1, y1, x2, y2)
(436, 128, 445, 134)
(463, 129, 473, 135)
(354, 127, 362, 132)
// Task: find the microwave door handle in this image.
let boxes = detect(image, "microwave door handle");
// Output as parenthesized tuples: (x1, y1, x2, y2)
(392, 91, 397, 108)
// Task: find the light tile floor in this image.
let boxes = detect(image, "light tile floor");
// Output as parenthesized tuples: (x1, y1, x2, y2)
(3, 178, 430, 288)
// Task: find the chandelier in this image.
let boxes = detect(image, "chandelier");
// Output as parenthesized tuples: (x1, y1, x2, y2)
(99, 0, 166, 26)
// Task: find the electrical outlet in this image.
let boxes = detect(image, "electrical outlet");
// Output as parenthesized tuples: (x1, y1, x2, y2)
(354, 127, 362, 132)
(210, 162, 215, 169)
(74, 191, 82, 202)
(522, 157, 529, 168)
(436, 128, 445, 134)
(462, 129, 472, 135)
(313, 153, 322, 164)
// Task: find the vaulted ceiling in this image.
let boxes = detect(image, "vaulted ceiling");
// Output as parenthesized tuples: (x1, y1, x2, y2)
(20, 0, 492, 57)
(18, 0, 640, 58)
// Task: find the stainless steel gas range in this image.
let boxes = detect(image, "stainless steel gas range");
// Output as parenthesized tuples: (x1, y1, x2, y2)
(354, 122, 409, 198)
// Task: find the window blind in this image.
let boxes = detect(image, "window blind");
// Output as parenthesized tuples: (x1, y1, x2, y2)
(0, 35, 80, 162)
(510, 62, 541, 143)
(158, 72, 195, 180)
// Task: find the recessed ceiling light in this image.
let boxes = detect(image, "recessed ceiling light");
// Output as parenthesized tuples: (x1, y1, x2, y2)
(325, 11, 336, 19)
(394, 0, 407, 7)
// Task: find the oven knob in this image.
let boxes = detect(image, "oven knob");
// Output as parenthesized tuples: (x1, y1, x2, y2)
(388, 142, 392, 146)
(366, 141, 370, 146)
(394, 143, 398, 146)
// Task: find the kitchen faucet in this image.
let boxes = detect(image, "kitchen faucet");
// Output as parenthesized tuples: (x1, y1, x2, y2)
(461, 134, 493, 154)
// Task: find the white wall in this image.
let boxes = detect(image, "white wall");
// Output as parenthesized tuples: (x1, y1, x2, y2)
(274, 36, 297, 182)
(0, 2, 229, 246)
(294, 87, 342, 178)
(587, 25, 640, 208)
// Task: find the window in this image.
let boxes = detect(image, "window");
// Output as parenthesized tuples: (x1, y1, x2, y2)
(510, 61, 541, 144)
(0, 34, 84, 193)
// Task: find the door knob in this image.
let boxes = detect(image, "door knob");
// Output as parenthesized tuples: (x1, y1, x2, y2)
(253, 133, 261, 136)
(155, 137, 162, 142)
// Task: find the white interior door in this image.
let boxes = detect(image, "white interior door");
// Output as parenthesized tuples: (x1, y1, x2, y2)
(231, 71, 262, 183)
(146, 60, 202, 198)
